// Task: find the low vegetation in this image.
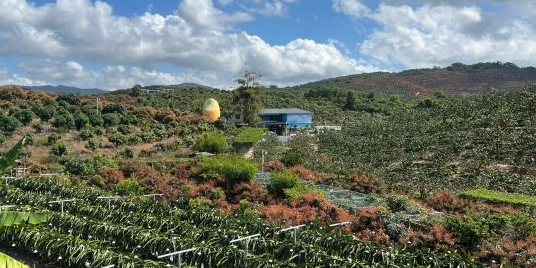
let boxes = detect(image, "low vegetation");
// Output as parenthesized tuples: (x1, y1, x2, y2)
(2, 64, 536, 267)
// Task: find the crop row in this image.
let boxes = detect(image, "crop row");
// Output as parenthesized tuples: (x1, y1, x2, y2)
(4, 178, 480, 267)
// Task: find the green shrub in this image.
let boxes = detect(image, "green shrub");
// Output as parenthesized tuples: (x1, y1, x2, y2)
(47, 133, 60, 145)
(196, 155, 257, 185)
(12, 109, 35, 125)
(36, 105, 55, 122)
(24, 133, 34, 146)
(61, 157, 88, 175)
(0, 115, 21, 133)
(102, 103, 125, 114)
(50, 143, 67, 157)
(79, 127, 95, 141)
(108, 133, 127, 146)
(86, 137, 101, 151)
(153, 129, 168, 140)
(193, 132, 229, 154)
(86, 154, 119, 172)
(123, 147, 135, 158)
(74, 112, 90, 130)
(284, 184, 324, 200)
(281, 151, 303, 167)
(88, 113, 103, 126)
(188, 197, 213, 210)
(127, 135, 143, 145)
(102, 113, 121, 127)
(115, 179, 144, 196)
(268, 170, 300, 198)
(386, 195, 411, 213)
(90, 175, 106, 188)
(52, 111, 74, 129)
(118, 124, 134, 135)
(56, 93, 80, 105)
(61, 154, 118, 176)
(444, 212, 536, 247)
(0, 133, 5, 145)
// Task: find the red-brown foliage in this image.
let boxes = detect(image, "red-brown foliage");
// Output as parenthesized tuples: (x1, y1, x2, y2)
(261, 192, 354, 226)
(427, 190, 468, 213)
(263, 161, 285, 172)
(259, 204, 302, 226)
(427, 190, 517, 214)
(228, 181, 268, 204)
(134, 107, 157, 118)
(399, 226, 454, 251)
(355, 229, 390, 245)
(120, 162, 184, 201)
(478, 235, 536, 267)
(290, 165, 324, 183)
(178, 114, 205, 125)
(97, 167, 125, 190)
(172, 162, 194, 182)
(352, 207, 384, 231)
(155, 109, 177, 124)
(348, 174, 385, 194)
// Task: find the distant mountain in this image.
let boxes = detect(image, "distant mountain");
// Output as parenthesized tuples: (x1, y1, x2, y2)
(22, 85, 106, 95)
(144, 83, 214, 90)
(293, 62, 536, 98)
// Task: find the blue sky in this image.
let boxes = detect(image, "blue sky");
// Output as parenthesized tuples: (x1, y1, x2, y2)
(0, 0, 534, 89)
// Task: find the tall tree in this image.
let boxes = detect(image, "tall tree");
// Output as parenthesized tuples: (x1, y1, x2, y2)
(234, 71, 262, 125)
(344, 91, 356, 110)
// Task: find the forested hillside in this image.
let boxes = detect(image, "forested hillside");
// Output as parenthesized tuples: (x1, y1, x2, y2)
(294, 62, 536, 98)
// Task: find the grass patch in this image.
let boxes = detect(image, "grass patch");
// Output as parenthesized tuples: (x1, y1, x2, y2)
(235, 127, 266, 144)
(460, 188, 536, 208)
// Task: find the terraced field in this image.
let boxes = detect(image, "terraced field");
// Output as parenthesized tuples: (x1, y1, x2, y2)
(0, 177, 479, 268)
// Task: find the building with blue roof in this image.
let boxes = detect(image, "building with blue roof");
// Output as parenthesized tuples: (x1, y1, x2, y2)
(259, 108, 313, 135)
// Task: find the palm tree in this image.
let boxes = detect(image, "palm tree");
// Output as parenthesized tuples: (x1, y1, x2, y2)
(234, 71, 262, 125)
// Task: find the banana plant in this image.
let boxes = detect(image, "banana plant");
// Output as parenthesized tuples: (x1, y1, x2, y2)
(1, 137, 25, 202)
(0, 137, 25, 177)
(0, 251, 29, 268)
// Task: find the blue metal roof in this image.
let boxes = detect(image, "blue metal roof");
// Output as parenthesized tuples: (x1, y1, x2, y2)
(260, 108, 312, 115)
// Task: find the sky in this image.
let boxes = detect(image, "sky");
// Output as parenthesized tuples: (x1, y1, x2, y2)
(0, 0, 535, 90)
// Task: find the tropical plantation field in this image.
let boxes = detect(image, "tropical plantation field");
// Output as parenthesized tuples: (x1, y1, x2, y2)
(2, 65, 536, 267)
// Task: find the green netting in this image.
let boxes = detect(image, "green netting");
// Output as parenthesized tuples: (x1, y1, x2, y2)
(255, 173, 380, 209)
(255, 172, 271, 186)
(316, 184, 380, 209)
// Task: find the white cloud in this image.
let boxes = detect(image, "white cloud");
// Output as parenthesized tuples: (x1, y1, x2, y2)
(0, 0, 369, 89)
(333, 0, 536, 69)
(13, 59, 226, 90)
(0, 68, 44, 86)
(332, 0, 371, 19)
(218, 0, 299, 17)
(177, 0, 253, 30)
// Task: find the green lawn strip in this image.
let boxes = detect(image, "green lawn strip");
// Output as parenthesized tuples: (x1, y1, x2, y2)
(460, 188, 536, 208)
(235, 127, 266, 144)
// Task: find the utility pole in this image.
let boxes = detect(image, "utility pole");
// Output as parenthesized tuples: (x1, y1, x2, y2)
(96, 98, 100, 115)
(261, 150, 267, 173)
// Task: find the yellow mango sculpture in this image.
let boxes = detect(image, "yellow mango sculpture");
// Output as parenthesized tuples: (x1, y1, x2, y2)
(202, 98, 221, 123)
